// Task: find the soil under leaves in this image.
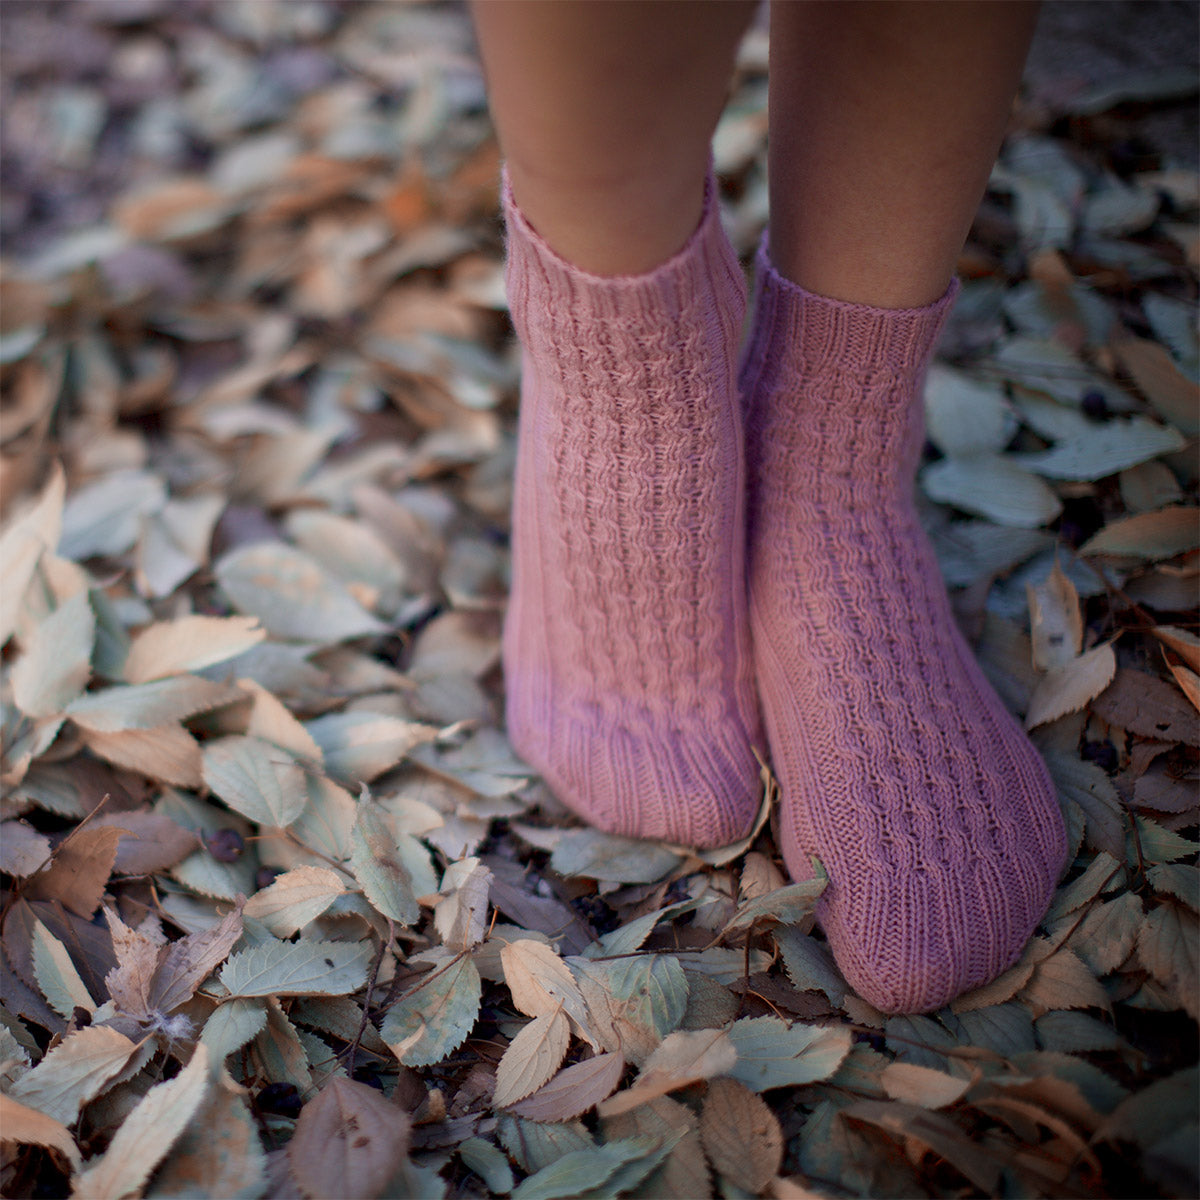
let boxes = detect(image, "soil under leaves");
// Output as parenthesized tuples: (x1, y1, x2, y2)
(1, 3, 1197, 1198)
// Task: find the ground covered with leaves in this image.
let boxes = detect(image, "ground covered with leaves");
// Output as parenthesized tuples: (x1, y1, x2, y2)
(1, 3, 1198, 1198)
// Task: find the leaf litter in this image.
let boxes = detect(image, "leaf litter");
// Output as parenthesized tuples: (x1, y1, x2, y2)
(0, 2, 1196, 1197)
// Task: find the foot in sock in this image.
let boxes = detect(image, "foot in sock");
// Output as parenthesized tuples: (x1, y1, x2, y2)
(501, 175, 763, 848)
(741, 247, 1067, 1013)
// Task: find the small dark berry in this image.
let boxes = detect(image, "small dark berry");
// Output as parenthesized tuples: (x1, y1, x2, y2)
(1082, 740, 1119, 773)
(257, 1082, 302, 1118)
(1081, 389, 1109, 421)
(206, 828, 245, 863)
(255, 866, 282, 890)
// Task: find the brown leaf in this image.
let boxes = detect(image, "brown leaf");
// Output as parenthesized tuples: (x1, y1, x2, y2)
(1079, 506, 1199, 561)
(0, 1094, 81, 1171)
(1167, 662, 1200, 713)
(103, 908, 161, 1021)
(79, 724, 204, 787)
(1018, 944, 1109, 1014)
(507, 1051, 625, 1122)
(599, 1028, 738, 1118)
(700, 1077, 783, 1193)
(90, 810, 201, 875)
(1091, 668, 1199, 745)
(287, 1076, 411, 1200)
(1112, 337, 1200, 434)
(844, 1100, 1001, 1195)
(24, 825, 123, 918)
(1136, 902, 1199, 1019)
(601, 1094, 710, 1200)
(123, 614, 265, 684)
(879, 1062, 971, 1110)
(500, 939, 593, 1045)
(1027, 561, 1083, 670)
(1025, 643, 1117, 729)
(149, 902, 244, 1015)
(1152, 625, 1200, 674)
(492, 1008, 571, 1109)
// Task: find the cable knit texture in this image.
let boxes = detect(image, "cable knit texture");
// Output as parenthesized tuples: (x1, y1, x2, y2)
(741, 247, 1067, 1013)
(502, 176, 763, 848)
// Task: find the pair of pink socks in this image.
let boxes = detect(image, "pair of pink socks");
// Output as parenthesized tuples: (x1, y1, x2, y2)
(502, 177, 1066, 1013)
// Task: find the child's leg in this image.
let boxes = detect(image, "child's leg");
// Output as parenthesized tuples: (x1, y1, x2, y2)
(767, 0, 1039, 307)
(473, 1, 764, 846)
(471, 0, 757, 275)
(744, 1, 1065, 1011)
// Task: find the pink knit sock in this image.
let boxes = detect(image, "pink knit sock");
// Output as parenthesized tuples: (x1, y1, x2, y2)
(741, 248, 1067, 1013)
(502, 177, 763, 848)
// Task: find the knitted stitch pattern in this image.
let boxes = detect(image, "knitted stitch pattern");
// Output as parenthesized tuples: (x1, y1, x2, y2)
(502, 177, 763, 848)
(741, 248, 1067, 1013)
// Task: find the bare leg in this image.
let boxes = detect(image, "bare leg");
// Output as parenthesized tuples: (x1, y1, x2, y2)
(768, 0, 1039, 307)
(470, 0, 755, 274)
(742, 0, 1064, 1012)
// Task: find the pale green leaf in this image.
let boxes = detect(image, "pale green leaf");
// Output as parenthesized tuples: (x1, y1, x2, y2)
(381, 954, 481, 1066)
(550, 830, 683, 885)
(923, 363, 1016, 458)
(1042, 753, 1126, 860)
(497, 1115, 595, 1174)
(59, 469, 165, 559)
(1016, 417, 1186, 481)
(350, 798, 424, 926)
(202, 735, 308, 827)
(721, 869, 826, 937)
(306, 711, 437, 783)
(921, 454, 1063, 528)
(726, 1017, 852, 1091)
(570, 954, 688, 1066)
(66, 676, 238, 732)
(31, 920, 95, 1020)
(219, 939, 370, 998)
(216, 542, 386, 641)
(1147, 863, 1200, 910)
(1133, 817, 1198, 866)
(511, 1137, 663, 1200)
(11, 590, 94, 718)
(243, 865, 345, 936)
(1036, 1011, 1123, 1054)
(201, 999, 269, 1060)
(775, 928, 847, 1006)
(460, 1137, 514, 1195)
(952, 1002, 1036, 1056)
